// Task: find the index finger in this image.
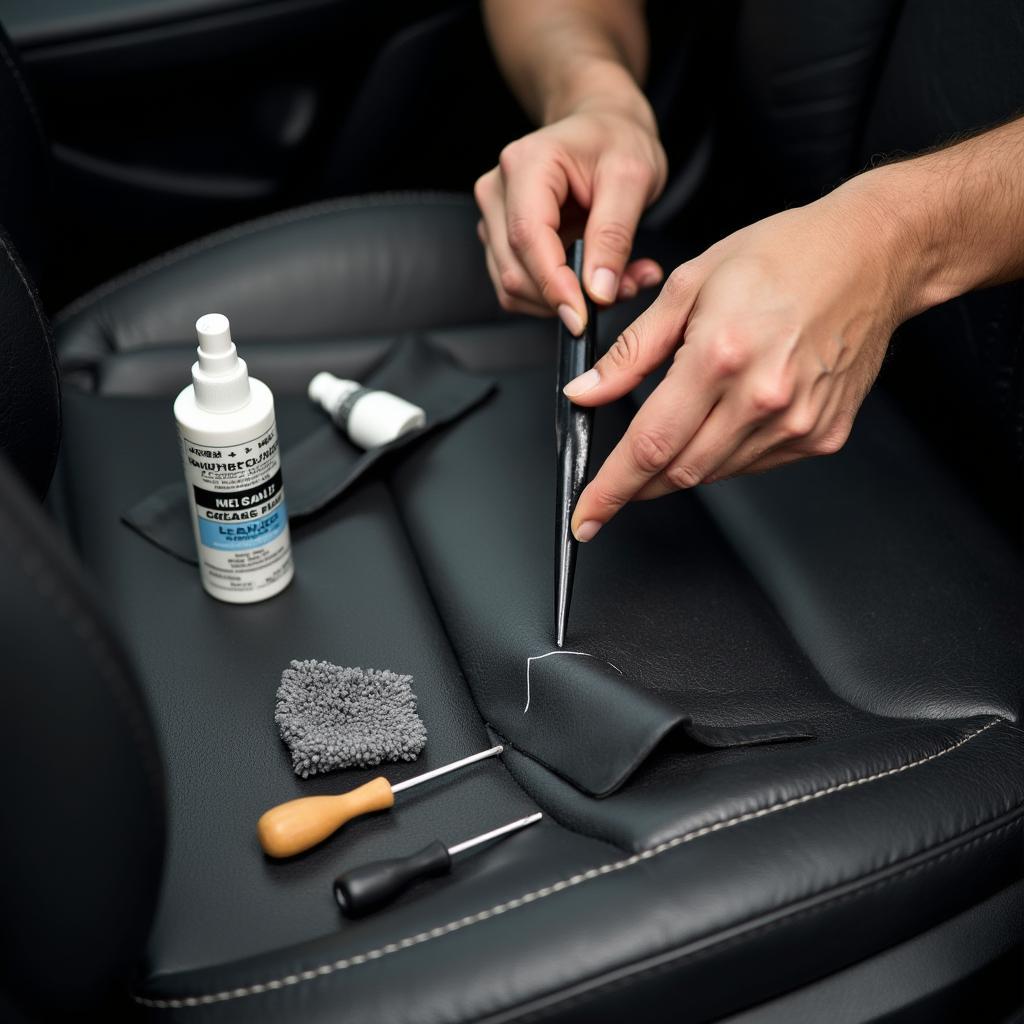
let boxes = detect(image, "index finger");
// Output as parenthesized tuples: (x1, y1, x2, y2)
(571, 349, 718, 538)
(502, 159, 587, 329)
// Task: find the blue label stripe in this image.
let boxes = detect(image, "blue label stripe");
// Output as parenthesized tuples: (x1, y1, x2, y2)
(198, 504, 287, 551)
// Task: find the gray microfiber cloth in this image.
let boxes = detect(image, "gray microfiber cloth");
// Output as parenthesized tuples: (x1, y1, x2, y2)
(276, 660, 427, 778)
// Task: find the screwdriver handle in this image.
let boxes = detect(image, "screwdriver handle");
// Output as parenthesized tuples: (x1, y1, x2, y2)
(258, 777, 394, 858)
(334, 840, 451, 916)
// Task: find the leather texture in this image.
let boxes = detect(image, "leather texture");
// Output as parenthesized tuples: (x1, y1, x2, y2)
(700, 392, 1024, 723)
(43, 180, 1024, 1016)
(0, 0, 1018, 1018)
(518, 653, 813, 796)
(41, 197, 1024, 1021)
(57, 389, 558, 976)
(0, 226, 61, 497)
(716, 880, 1024, 1024)
(55, 195, 507, 386)
(51, 372, 1024, 1023)
(0, 451, 165, 1018)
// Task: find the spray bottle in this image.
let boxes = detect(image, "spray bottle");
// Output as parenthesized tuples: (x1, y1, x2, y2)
(174, 314, 294, 603)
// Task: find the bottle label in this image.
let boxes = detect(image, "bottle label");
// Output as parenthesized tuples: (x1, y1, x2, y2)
(333, 385, 371, 428)
(178, 422, 292, 599)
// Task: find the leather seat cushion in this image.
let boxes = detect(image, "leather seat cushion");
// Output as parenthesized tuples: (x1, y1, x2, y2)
(50, 194, 1024, 1022)
(54, 344, 1024, 1022)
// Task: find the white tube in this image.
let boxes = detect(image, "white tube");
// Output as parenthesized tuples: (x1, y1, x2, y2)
(308, 371, 426, 449)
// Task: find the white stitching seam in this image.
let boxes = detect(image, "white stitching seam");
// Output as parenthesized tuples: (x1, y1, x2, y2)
(134, 717, 1003, 1010)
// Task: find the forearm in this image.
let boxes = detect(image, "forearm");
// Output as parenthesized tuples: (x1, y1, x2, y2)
(482, 0, 652, 127)
(842, 116, 1024, 320)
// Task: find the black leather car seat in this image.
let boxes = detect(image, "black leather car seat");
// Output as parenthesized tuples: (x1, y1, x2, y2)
(1, 4, 1022, 1023)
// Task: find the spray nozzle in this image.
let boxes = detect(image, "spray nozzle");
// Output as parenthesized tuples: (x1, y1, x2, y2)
(195, 313, 239, 376)
(191, 314, 251, 412)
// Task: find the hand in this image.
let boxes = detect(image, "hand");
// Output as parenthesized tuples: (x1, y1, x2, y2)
(565, 176, 912, 541)
(474, 100, 668, 333)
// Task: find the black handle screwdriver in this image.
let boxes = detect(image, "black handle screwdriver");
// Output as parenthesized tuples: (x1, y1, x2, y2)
(333, 812, 543, 916)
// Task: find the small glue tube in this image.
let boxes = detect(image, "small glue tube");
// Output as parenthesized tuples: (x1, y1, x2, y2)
(308, 372, 426, 450)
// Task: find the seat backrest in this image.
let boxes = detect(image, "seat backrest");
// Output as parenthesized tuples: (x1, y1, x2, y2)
(856, 0, 1024, 531)
(730, 0, 1023, 530)
(0, 33, 165, 1017)
(733, 0, 902, 210)
(0, 448, 167, 1018)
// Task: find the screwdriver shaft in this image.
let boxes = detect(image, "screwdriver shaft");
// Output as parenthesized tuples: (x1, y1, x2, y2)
(390, 744, 503, 793)
(447, 812, 543, 856)
(259, 745, 505, 857)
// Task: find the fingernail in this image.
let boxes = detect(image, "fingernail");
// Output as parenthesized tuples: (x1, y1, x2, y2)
(590, 267, 618, 303)
(638, 268, 663, 288)
(563, 367, 601, 397)
(573, 520, 602, 543)
(557, 303, 584, 336)
(619, 278, 638, 299)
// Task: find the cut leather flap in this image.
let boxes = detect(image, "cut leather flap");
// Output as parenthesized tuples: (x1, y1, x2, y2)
(123, 338, 495, 564)
(509, 652, 814, 797)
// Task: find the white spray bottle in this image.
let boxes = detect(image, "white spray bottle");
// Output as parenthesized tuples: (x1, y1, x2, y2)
(174, 313, 294, 603)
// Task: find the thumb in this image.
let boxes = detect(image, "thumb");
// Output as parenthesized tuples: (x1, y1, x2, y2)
(563, 262, 704, 406)
(582, 164, 650, 304)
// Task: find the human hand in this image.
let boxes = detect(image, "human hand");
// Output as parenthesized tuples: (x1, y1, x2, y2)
(474, 99, 667, 334)
(565, 176, 913, 541)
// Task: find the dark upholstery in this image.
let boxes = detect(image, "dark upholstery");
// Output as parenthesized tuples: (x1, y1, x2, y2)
(0, 25, 58, 498)
(0, 227, 61, 497)
(0, 24, 47, 277)
(0, 450, 165, 1017)
(858, 0, 1024, 528)
(0, 0, 1021, 1021)
(43, 197, 1023, 1021)
(55, 194, 506, 387)
(727, 0, 1024, 519)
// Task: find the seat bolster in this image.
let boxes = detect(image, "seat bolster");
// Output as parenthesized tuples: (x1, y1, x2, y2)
(133, 717, 1023, 1024)
(55, 193, 502, 381)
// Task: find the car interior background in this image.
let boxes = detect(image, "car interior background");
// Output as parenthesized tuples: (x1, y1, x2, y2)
(0, 1, 1021, 1022)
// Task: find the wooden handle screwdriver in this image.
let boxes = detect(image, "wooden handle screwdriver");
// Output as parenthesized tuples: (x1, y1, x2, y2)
(258, 745, 504, 858)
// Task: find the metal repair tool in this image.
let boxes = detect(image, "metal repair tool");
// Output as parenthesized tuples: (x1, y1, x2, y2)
(333, 812, 543, 916)
(554, 240, 597, 648)
(258, 745, 504, 858)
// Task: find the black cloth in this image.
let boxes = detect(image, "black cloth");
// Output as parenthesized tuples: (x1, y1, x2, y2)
(123, 338, 494, 563)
